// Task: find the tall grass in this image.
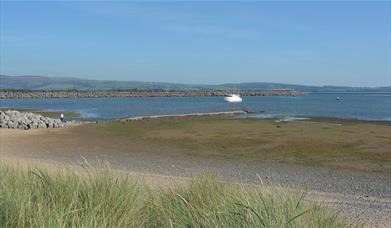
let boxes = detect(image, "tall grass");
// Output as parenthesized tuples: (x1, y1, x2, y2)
(0, 163, 351, 227)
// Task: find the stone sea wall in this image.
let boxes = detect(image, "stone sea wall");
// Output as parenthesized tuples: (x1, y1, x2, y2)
(0, 110, 64, 130)
(0, 89, 306, 99)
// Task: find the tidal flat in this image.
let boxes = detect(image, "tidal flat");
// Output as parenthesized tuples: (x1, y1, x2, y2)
(1, 115, 391, 226)
(99, 116, 391, 172)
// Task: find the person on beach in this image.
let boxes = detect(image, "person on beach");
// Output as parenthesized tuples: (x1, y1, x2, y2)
(60, 113, 64, 122)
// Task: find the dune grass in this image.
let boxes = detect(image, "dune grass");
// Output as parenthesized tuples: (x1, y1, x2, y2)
(0, 163, 352, 227)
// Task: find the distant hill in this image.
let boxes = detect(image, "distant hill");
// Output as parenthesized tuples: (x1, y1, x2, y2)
(1, 75, 390, 93)
(0, 75, 199, 90)
(217, 82, 391, 93)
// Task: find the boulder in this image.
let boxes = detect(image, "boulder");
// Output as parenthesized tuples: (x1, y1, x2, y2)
(8, 122, 17, 129)
(0, 110, 65, 130)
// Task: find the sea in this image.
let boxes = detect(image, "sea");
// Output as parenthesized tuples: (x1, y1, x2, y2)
(1, 93, 390, 121)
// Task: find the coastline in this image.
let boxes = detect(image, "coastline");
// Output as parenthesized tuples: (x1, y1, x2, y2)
(1, 115, 390, 226)
(121, 110, 248, 121)
(122, 112, 391, 123)
(1, 107, 389, 123)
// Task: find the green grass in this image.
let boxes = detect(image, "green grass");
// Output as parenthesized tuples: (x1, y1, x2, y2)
(0, 163, 352, 227)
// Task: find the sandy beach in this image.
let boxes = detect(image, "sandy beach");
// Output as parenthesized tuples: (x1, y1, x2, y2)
(2, 2, 390, 226)
(1, 116, 390, 226)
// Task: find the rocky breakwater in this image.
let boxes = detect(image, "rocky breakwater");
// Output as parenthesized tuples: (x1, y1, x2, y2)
(0, 110, 64, 130)
(0, 89, 306, 99)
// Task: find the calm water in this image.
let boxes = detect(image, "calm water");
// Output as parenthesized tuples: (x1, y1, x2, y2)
(1, 93, 390, 121)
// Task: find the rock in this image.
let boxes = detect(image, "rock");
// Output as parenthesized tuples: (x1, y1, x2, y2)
(0, 89, 307, 99)
(8, 122, 17, 129)
(17, 124, 29, 130)
(0, 110, 64, 130)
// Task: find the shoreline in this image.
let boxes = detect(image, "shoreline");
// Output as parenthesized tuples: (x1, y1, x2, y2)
(1, 126, 390, 227)
(121, 112, 391, 124)
(1, 107, 390, 123)
(120, 110, 248, 121)
(1, 112, 390, 227)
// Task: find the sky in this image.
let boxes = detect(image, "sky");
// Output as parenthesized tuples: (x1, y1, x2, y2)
(0, 1, 390, 87)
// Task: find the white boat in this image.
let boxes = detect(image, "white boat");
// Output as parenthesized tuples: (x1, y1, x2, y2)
(224, 94, 242, 103)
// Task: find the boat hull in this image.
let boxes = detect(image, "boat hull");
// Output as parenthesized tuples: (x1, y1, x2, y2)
(224, 97, 243, 103)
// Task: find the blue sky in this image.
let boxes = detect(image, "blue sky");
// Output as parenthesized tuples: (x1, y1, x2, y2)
(1, 1, 390, 87)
